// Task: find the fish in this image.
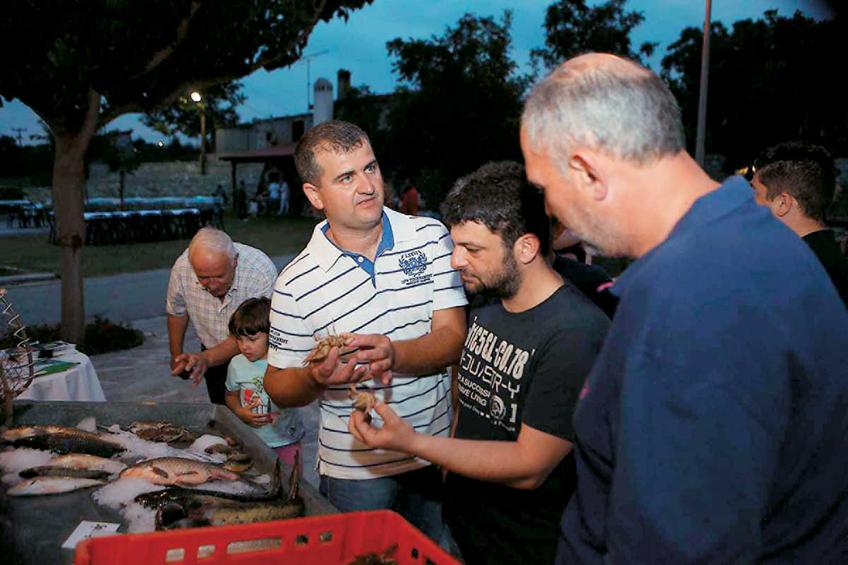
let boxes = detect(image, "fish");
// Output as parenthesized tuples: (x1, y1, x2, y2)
(7, 476, 107, 496)
(46, 453, 127, 475)
(128, 421, 198, 444)
(148, 457, 305, 530)
(221, 451, 253, 473)
(204, 443, 238, 456)
(120, 457, 239, 486)
(3, 426, 125, 457)
(18, 466, 112, 480)
(1, 425, 72, 442)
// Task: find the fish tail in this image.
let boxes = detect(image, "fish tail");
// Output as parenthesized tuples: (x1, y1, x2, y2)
(287, 451, 300, 502)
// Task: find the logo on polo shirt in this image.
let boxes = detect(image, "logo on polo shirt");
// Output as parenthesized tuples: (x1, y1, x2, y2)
(399, 250, 427, 276)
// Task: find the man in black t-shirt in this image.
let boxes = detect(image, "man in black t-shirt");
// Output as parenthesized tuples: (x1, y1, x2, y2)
(751, 141, 848, 305)
(349, 162, 609, 564)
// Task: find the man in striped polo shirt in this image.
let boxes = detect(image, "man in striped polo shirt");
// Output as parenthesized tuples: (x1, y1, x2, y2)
(264, 120, 467, 541)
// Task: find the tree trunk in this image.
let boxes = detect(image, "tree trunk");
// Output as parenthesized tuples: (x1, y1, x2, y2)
(52, 134, 88, 343)
(50, 92, 101, 344)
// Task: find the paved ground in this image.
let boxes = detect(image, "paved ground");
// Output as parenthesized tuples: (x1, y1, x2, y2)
(5, 254, 295, 326)
(90, 314, 322, 488)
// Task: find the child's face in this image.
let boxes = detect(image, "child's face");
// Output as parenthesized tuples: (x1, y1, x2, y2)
(236, 332, 269, 362)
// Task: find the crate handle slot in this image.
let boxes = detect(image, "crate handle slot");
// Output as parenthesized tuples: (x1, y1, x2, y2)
(226, 537, 282, 555)
(165, 547, 185, 562)
(319, 531, 333, 543)
(197, 544, 216, 559)
(295, 534, 309, 546)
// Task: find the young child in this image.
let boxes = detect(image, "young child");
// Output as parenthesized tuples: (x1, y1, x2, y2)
(225, 297, 304, 467)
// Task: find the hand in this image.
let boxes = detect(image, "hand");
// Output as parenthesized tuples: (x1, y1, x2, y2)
(348, 400, 416, 453)
(308, 346, 369, 388)
(170, 352, 208, 385)
(345, 333, 395, 385)
(236, 405, 272, 428)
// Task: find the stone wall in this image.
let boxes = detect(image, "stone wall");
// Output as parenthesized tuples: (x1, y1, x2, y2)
(22, 157, 265, 203)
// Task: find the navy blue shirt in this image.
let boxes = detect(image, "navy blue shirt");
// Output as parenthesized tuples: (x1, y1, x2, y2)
(558, 177, 848, 563)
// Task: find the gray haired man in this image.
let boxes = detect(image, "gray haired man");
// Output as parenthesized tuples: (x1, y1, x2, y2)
(521, 53, 848, 563)
(166, 227, 277, 403)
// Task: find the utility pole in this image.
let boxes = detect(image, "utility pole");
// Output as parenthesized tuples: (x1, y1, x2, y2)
(11, 128, 26, 147)
(695, 0, 712, 167)
(191, 91, 207, 175)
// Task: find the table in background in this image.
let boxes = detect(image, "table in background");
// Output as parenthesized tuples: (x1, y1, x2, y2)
(18, 348, 106, 402)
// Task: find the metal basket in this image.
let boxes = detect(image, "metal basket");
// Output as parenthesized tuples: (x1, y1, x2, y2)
(0, 288, 35, 405)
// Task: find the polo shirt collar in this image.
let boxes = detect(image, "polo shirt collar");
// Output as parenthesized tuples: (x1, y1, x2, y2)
(611, 176, 752, 297)
(309, 207, 409, 272)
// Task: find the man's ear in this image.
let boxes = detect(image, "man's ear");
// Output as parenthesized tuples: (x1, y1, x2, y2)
(303, 182, 324, 210)
(774, 192, 794, 218)
(568, 149, 608, 202)
(513, 233, 541, 266)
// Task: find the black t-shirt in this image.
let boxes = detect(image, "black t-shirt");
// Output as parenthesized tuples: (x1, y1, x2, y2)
(552, 255, 618, 318)
(445, 282, 609, 565)
(803, 229, 848, 306)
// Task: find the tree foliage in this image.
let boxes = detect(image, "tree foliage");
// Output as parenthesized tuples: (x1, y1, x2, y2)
(0, 0, 372, 341)
(661, 10, 847, 168)
(531, 0, 656, 72)
(141, 81, 245, 145)
(382, 11, 528, 207)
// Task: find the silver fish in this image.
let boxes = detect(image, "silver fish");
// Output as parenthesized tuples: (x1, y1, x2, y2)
(46, 454, 126, 474)
(3, 425, 125, 457)
(120, 457, 238, 486)
(7, 476, 106, 496)
(19, 466, 112, 480)
(151, 456, 304, 529)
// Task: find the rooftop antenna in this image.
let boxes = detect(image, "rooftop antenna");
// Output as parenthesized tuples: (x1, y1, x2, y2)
(299, 50, 330, 110)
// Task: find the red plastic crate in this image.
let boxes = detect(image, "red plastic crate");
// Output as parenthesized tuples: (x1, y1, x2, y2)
(74, 510, 460, 565)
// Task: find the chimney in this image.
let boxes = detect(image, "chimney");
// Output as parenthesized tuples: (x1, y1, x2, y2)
(337, 69, 351, 101)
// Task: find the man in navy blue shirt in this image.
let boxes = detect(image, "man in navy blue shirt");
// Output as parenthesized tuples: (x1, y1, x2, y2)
(521, 53, 848, 563)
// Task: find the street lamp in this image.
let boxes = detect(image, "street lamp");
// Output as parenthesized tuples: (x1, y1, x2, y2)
(191, 90, 207, 175)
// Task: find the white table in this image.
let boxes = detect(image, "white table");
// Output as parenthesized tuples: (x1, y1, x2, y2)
(17, 349, 106, 402)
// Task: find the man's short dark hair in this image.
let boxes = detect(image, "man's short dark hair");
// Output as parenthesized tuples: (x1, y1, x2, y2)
(228, 297, 271, 337)
(294, 120, 371, 185)
(754, 141, 837, 223)
(441, 161, 550, 256)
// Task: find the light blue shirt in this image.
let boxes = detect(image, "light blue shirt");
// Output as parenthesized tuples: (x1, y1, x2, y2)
(226, 354, 304, 448)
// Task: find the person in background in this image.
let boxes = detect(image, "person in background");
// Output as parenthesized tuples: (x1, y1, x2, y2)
(749, 141, 848, 305)
(166, 227, 277, 404)
(277, 178, 290, 216)
(225, 297, 304, 468)
(550, 219, 618, 318)
(521, 53, 848, 563)
(350, 161, 609, 564)
(400, 181, 420, 216)
(267, 176, 281, 218)
(213, 183, 228, 206)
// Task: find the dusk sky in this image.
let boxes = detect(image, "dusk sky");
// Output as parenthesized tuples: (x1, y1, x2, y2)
(0, 0, 832, 145)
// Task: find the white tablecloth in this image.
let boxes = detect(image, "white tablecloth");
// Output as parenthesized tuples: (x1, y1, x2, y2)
(18, 349, 106, 402)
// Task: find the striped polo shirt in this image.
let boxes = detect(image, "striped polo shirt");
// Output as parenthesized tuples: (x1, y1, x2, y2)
(267, 207, 467, 479)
